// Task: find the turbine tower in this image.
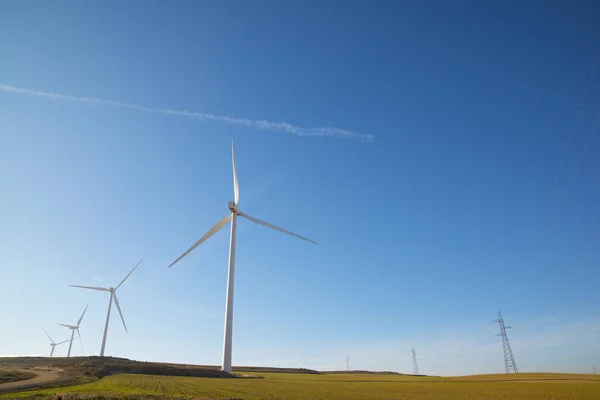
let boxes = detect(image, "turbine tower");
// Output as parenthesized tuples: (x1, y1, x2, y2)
(593, 364, 597, 375)
(346, 355, 350, 371)
(494, 310, 518, 373)
(59, 303, 88, 357)
(42, 329, 72, 357)
(69, 259, 143, 356)
(411, 346, 419, 375)
(169, 140, 317, 374)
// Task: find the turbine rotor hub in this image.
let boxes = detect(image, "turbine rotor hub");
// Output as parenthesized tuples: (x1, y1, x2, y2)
(228, 201, 240, 214)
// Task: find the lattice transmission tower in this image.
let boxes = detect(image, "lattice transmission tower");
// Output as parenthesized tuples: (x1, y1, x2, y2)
(494, 310, 518, 373)
(411, 346, 419, 375)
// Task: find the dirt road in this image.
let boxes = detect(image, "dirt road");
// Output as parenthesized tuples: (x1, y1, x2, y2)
(0, 369, 63, 392)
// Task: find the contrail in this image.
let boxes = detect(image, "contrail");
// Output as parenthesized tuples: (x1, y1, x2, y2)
(0, 84, 373, 142)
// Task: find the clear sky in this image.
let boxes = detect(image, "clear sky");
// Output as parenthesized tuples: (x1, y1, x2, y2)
(1, 0, 600, 376)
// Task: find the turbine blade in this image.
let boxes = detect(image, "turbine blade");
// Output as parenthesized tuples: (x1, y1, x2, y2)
(56, 339, 71, 345)
(42, 328, 54, 343)
(168, 214, 232, 268)
(112, 293, 128, 332)
(116, 258, 144, 289)
(59, 324, 77, 329)
(77, 328, 84, 353)
(77, 303, 89, 326)
(239, 212, 318, 244)
(232, 139, 239, 204)
(69, 285, 110, 292)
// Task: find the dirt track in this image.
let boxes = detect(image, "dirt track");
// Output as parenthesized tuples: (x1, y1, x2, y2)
(0, 369, 62, 392)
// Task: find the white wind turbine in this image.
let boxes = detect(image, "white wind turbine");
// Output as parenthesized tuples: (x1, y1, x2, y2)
(169, 140, 317, 374)
(42, 329, 73, 357)
(69, 259, 143, 356)
(59, 303, 88, 357)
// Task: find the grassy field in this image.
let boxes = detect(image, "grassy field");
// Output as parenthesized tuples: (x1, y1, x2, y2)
(3, 372, 600, 400)
(0, 370, 35, 385)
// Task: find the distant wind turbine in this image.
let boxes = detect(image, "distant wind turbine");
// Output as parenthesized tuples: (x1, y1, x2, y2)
(69, 259, 143, 356)
(42, 329, 72, 357)
(59, 303, 88, 357)
(168, 140, 317, 374)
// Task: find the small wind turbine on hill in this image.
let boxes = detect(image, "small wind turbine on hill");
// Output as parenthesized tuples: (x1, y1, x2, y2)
(69, 259, 143, 356)
(59, 303, 88, 357)
(169, 140, 317, 374)
(42, 329, 73, 357)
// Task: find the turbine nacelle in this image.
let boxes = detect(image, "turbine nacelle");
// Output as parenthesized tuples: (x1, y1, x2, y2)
(228, 201, 240, 214)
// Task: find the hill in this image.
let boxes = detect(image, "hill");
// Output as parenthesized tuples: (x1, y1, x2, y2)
(0, 357, 229, 380)
(325, 369, 426, 376)
(0, 356, 323, 393)
(0, 357, 320, 377)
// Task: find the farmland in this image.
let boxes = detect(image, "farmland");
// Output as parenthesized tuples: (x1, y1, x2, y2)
(3, 372, 600, 400)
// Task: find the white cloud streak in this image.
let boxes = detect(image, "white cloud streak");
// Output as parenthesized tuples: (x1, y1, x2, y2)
(0, 84, 374, 141)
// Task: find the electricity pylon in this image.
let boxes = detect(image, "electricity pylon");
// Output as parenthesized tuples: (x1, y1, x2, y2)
(494, 310, 518, 373)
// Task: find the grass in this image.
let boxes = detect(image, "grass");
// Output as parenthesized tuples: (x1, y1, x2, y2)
(3, 372, 600, 400)
(0, 370, 35, 385)
(3, 358, 600, 399)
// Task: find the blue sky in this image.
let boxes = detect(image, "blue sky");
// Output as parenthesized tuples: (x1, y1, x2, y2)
(1, 0, 600, 376)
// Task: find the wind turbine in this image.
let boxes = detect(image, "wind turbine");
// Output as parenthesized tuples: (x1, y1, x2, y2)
(168, 140, 317, 374)
(59, 303, 88, 357)
(69, 259, 143, 356)
(42, 329, 72, 357)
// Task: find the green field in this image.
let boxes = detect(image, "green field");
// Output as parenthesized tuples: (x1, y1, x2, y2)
(4, 372, 600, 400)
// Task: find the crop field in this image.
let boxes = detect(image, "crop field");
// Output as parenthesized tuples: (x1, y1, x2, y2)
(3, 372, 600, 400)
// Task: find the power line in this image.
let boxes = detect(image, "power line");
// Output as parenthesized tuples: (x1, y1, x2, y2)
(530, 52, 600, 268)
(542, 106, 600, 263)
(411, 346, 419, 375)
(494, 310, 518, 374)
(559, 107, 600, 209)
(554, 51, 600, 189)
